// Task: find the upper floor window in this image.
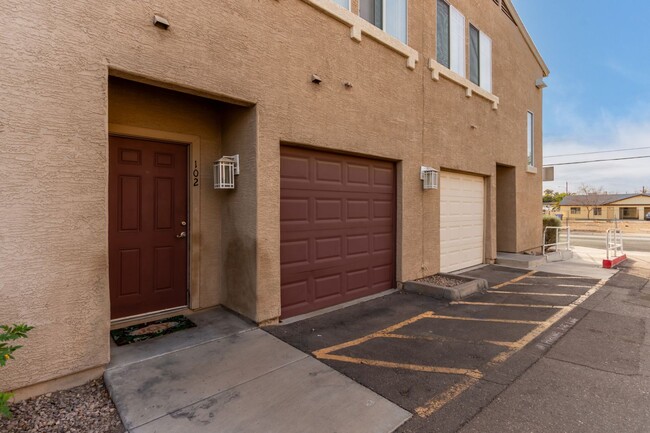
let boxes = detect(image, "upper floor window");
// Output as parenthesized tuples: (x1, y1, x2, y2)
(360, 0, 408, 44)
(594, 207, 602, 216)
(332, 0, 350, 9)
(469, 24, 492, 92)
(571, 207, 581, 215)
(527, 111, 534, 166)
(436, 0, 465, 77)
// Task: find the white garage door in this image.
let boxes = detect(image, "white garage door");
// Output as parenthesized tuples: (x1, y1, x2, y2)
(440, 171, 485, 272)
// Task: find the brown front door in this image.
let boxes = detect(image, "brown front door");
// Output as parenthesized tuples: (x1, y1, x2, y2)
(109, 136, 188, 319)
(280, 147, 396, 318)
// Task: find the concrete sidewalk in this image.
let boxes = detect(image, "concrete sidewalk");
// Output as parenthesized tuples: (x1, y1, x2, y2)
(104, 308, 410, 433)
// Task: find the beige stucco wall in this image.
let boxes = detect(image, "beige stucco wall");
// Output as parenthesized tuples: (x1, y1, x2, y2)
(0, 0, 545, 393)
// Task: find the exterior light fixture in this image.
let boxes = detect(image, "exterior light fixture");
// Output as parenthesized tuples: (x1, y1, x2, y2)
(535, 78, 547, 89)
(420, 166, 439, 190)
(214, 155, 240, 189)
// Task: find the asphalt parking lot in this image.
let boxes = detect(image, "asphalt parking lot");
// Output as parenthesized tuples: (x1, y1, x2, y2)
(266, 265, 605, 433)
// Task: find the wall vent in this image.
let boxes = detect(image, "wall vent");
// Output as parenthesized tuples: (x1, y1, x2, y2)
(501, 2, 517, 26)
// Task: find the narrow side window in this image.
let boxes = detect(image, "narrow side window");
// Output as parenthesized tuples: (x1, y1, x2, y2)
(527, 111, 535, 167)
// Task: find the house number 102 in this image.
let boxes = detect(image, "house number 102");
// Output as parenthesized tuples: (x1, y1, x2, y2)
(193, 161, 199, 187)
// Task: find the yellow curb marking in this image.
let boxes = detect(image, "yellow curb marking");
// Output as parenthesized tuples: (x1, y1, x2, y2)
(488, 290, 579, 298)
(414, 278, 607, 417)
(492, 270, 537, 289)
(449, 301, 565, 309)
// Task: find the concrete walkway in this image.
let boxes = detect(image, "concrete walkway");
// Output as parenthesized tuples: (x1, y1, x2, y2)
(105, 308, 410, 433)
(534, 246, 618, 279)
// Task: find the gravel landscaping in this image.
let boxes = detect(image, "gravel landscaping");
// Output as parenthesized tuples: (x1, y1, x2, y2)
(0, 379, 125, 433)
(416, 274, 465, 287)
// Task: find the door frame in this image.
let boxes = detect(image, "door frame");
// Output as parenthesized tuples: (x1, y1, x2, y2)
(108, 124, 203, 318)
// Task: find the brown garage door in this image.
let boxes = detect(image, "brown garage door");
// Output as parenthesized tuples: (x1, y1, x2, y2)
(280, 147, 396, 318)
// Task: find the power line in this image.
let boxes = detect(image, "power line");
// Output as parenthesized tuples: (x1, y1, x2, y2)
(543, 155, 650, 167)
(545, 146, 650, 159)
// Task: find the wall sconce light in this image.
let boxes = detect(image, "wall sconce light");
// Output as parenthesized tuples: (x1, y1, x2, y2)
(153, 14, 170, 30)
(311, 74, 322, 84)
(420, 166, 439, 190)
(535, 78, 547, 89)
(214, 155, 240, 189)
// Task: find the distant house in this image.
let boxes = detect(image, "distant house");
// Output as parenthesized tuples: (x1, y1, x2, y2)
(559, 194, 650, 220)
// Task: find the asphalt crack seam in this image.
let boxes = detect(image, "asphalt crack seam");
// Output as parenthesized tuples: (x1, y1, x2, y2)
(544, 356, 642, 378)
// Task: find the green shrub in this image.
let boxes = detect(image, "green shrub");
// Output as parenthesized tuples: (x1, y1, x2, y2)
(543, 215, 562, 250)
(0, 324, 33, 418)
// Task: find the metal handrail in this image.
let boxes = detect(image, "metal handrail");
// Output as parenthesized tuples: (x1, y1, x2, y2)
(543, 226, 571, 255)
(606, 228, 624, 260)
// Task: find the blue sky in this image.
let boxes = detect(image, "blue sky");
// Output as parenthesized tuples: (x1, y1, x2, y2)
(512, 0, 650, 194)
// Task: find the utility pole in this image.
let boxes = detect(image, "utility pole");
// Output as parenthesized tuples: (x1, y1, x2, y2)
(566, 181, 569, 194)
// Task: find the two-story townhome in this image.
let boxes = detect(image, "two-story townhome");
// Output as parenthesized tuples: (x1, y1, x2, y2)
(0, 0, 548, 398)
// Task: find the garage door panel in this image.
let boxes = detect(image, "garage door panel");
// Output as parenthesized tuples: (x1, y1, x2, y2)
(347, 163, 370, 185)
(281, 279, 311, 309)
(440, 171, 485, 273)
(280, 155, 310, 186)
(314, 158, 344, 185)
(314, 236, 343, 263)
(281, 147, 395, 318)
(314, 274, 343, 300)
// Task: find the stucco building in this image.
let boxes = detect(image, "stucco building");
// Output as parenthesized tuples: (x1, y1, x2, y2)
(1, 0, 547, 397)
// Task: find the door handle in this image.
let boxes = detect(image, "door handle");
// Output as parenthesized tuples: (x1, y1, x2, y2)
(176, 231, 187, 239)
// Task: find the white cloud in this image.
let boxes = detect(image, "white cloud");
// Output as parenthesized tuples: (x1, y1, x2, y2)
(544, 110, 650, 194)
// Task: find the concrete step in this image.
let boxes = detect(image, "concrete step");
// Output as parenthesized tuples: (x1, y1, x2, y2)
(496, 252, 547, 269)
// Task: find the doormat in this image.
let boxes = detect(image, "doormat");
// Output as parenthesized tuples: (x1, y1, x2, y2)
(110, 315, 196, 346)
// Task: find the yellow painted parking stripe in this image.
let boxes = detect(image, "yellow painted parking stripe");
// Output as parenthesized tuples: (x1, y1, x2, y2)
(492, 270, 537, 289)
(382, 333, 517, 348)
(317, 353, 484, 379)
(488, 278, 607, 363)
(313, 311, 433, 357)
(423, 314, 543, 325)
(510, 283, 592, 288)
(449, 301, 565, 309)
(488, 290, 579, 297)
(416, 278, 607, 417)
(415, 376, 480, 418)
